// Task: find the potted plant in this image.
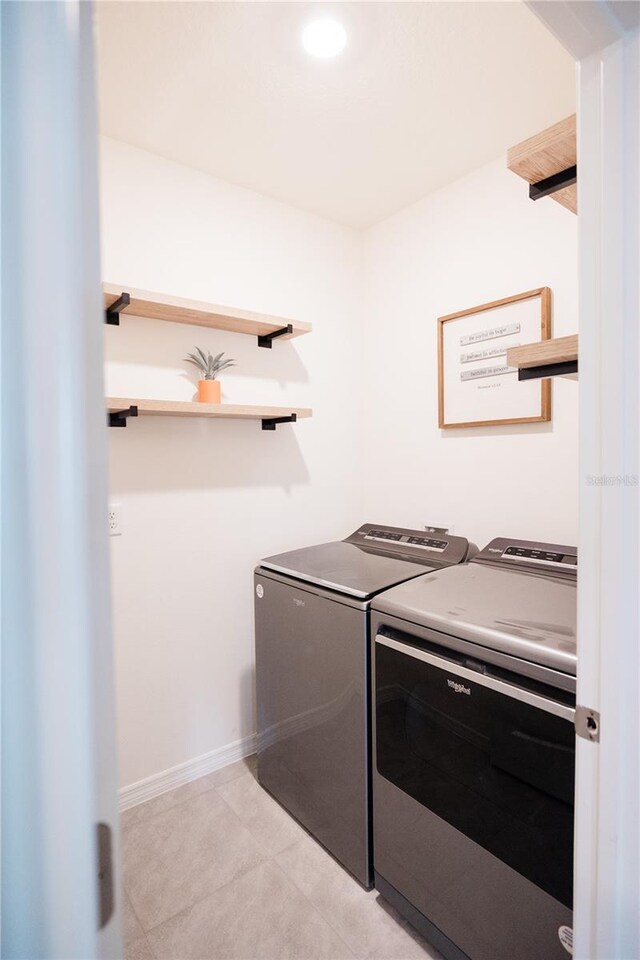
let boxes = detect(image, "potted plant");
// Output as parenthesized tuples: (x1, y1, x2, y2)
(184, 346, 236, 403)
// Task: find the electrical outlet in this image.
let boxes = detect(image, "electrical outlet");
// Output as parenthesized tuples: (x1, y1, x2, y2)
(108, 503, 122, 537)
(424, 521, 452, 535)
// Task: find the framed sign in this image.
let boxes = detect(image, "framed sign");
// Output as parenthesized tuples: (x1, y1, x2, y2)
(437, 287, 551, 429)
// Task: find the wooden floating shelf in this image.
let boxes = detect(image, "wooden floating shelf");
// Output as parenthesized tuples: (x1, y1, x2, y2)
(106, 397, 312, 430)
(507, 335, 578, 381)
(508, 115, 577, 215)
(103, 283, 312, 343)
(107, 398, 312, 420)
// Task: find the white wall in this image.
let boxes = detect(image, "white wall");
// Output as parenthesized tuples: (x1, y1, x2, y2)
(100, 137, 364, 789)
(102, 140, 578, 792)
(361, 157, 579, 549)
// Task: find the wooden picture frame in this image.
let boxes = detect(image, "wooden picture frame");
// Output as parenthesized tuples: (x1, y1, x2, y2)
(437, 287, 551, 429)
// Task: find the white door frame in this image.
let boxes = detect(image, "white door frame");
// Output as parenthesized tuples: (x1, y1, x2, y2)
(1, 4, 122, 958)
(528, 4, 639, 958)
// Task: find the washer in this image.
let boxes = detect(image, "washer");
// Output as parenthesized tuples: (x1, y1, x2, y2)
(254, 523, 474, 888)
(371, 536, 577, 960)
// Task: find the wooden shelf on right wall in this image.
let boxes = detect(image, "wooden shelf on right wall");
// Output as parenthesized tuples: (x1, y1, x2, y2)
(507, 114, 577, 214)
(507, 334, 578, 381)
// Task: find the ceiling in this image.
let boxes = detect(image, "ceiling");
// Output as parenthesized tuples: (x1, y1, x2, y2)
(96, 1, 576, 230)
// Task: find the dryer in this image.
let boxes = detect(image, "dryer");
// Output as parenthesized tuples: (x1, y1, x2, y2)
(371, 537, 577, 960)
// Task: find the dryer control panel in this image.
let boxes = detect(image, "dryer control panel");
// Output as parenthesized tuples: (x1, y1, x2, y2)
(475, 537, 577, 578)
(345, 523, 474, 567)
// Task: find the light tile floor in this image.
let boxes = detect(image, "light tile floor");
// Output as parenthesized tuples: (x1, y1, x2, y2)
(121, 756, 442, 960)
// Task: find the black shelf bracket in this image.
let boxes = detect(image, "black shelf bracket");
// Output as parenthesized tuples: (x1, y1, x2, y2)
(262, 413, 297, 431)
(105, 292, 131, 326)
(258, 324, 293, 349)
(529, 165, 577, 202)
(518, 361, 578, 381)
(109, 405, 138, 428)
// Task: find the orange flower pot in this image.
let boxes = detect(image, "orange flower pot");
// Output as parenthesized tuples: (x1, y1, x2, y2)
(197, 379, 221, 403)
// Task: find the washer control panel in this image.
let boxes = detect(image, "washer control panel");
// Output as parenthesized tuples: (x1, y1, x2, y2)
(365, 529, 448, 552)
(476, 537, 577, 577)
(345, 524, 472, 567)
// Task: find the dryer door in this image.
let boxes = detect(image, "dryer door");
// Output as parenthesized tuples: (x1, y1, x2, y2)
(374, 629, 575, 960)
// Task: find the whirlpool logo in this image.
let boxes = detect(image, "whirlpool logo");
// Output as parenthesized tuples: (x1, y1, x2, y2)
(447, 679, 471, 696)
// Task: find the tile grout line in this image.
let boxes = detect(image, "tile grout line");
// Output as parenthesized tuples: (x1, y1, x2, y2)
(269, 858, 358, 960)
(142, 931, 155, 960)
(122, 886, 156, 960)
(121, 764, 264, 944)
(140, 859, 274, 947)
(211, 763, 329, 861)
(211, 771, 391, 957)
(208, 778, 305, 861)
(134, 775, 319, 948)
(133, 786, 274, 940)
(124, 761, 418, 960)
(271, 842, 436, 960)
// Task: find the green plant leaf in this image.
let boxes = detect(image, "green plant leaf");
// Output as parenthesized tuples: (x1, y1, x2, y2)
(185, 346, 237, 379)
(185, 356, 204, 369)
(185, 354, 206, 372)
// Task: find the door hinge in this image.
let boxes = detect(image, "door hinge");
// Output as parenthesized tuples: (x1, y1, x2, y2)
(97, 822, 115, 930)
(575, 706, 600, 742)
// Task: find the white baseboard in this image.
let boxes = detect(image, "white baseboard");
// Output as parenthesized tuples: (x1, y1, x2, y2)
(119, 733, 257, 812)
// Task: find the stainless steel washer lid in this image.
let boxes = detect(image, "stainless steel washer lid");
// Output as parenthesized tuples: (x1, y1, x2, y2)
(259, 541, 432, 599)
(372, 562, 577, 675)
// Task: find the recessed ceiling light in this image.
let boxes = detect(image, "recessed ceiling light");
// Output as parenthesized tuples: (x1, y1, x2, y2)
(302, 19, 347, 59)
